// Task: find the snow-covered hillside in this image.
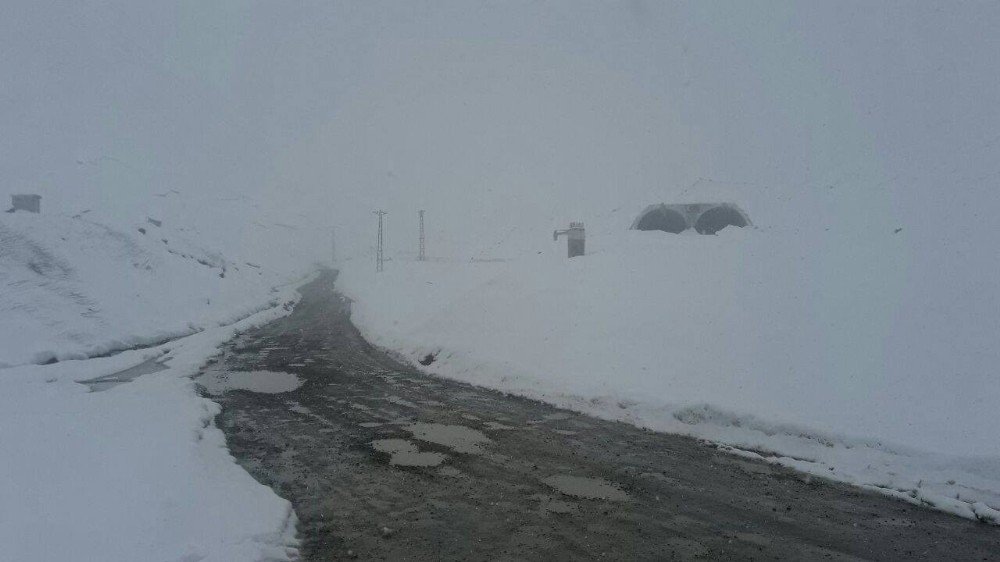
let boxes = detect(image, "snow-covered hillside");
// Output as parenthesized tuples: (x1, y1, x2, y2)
(338, 216, 1000, 524)
(2, 213, 263, 366)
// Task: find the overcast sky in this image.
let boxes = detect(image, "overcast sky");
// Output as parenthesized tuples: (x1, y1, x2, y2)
(3, 1, 999, 258)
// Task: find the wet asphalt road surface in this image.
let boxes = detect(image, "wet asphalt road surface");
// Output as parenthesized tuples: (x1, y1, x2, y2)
(201, 272, 999, 561)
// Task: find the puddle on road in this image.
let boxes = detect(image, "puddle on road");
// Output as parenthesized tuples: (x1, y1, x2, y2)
(483, 421, 516, 431)
(81, 358, 170, 392)
(404, 423, 492, 455)
(372, 439, 448, 467)
(542, 475, 629, 502)
(532, 494, 579, 515)
(543, 499, 578, 514)
(288, 402, 312, 415)
(197, 370, 302, 395)
(386, 395, 418, 409)
(553, 429, 577, 436)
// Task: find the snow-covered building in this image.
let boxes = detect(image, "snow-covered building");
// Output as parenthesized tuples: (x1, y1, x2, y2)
(630, 203, 751, 235)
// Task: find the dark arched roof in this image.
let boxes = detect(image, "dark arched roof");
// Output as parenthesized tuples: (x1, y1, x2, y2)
(694, 206, 748, 234)
(635, 207, 688, 233)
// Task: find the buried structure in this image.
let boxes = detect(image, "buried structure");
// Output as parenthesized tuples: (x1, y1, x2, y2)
(631, 203, 751, 235)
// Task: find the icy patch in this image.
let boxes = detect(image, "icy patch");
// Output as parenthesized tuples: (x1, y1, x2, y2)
(542, 475, 629, 502)
(404, 422, 492, 454)
(197, 370, 302, 395)
(372, 439, 447, 467)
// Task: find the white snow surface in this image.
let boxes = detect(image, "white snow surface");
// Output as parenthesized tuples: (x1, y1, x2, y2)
(1, 207, 315, 561)
(338, 220, 1000, 525)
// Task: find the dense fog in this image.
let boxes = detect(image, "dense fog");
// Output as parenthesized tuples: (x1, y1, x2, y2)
(5, 1, 998, 258)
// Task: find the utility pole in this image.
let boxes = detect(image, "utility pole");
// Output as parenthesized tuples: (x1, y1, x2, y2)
(374, 210, 387, 272)
(418, 210, 426, 261)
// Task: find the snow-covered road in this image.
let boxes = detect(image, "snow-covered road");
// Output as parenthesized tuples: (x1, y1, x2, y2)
(207, 271, 1000, 560)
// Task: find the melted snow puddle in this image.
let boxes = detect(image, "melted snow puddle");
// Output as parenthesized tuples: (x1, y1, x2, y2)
(198, 370, 302, 395)
(386, 395, 419, 409)
(542, 475, 629, 502)
(532, 494, 579, 514)
(81, 358, 170, 392)
(372, 439, 447, 467)
(404, 423, 492, 454)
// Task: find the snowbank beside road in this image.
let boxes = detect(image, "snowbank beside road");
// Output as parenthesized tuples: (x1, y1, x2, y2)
(338, 226, 1000, 524)
(0, 210, 313, 367)
(0, 208, 318, 560)
(0, 289, 304, 561)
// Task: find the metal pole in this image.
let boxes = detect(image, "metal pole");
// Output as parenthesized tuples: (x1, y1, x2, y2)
(418, 210, 426, 261)
(374, 210, 387, 272)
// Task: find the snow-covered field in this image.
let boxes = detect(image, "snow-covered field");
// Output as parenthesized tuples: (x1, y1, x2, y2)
(338, 212, 1000, 525)
(0, 203, 321, 561)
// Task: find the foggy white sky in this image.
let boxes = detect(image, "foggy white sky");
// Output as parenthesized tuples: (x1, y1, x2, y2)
(3, 1, 999, 258)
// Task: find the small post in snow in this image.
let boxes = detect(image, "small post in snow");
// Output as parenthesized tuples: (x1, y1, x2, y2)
(553, 222, 585, 258)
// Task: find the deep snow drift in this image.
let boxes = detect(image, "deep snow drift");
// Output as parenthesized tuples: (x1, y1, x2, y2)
(338, 213, 1000, 524)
